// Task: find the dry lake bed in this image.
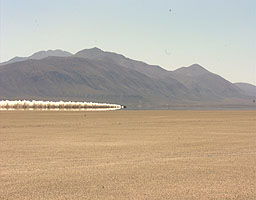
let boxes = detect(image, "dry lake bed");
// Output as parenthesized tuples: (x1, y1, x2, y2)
(0, 110, 256, 199)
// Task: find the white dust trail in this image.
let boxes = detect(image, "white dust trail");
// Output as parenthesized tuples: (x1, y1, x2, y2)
(0, 100, 124, 111)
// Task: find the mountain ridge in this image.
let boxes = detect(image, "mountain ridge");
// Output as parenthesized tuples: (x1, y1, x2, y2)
(0, 49, 72, 66)
(0, 48, 255, 109)
(234, 82, 256, 97)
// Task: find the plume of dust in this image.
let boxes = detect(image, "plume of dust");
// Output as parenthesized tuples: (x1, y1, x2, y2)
(0, 100, 124, 111)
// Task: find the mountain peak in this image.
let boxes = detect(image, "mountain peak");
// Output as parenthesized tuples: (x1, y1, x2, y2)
(74, 47, 104, 58)
(90, 47, 103, 52)
(188, 64, 207, 70)
(0, 49, 72, 66)
(74, 47, 127, 61)
(76, 47, 103, 53)
(174, 64, 210, 76)
(30, 49, 72, 59)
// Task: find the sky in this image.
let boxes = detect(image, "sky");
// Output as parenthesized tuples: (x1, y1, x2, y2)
(1, 0, 255, 84)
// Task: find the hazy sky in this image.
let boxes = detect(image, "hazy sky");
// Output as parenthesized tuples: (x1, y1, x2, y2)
(1, 0, 255, 84)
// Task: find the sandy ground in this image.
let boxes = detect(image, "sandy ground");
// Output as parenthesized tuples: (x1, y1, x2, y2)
(0, 110, 256, 200)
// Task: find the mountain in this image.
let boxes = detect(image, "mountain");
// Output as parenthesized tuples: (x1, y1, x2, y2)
(234, 82, 256, 97)
(0, 48, 254, 109)
(0, 56, 189, 107)
(0, 50, 72, 66)
(171, 64, 244, 101)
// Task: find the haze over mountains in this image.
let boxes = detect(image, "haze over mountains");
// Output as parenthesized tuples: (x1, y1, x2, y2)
(0, 48, 255, 109)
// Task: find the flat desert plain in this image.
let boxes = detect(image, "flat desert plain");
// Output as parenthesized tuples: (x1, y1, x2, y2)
(0, 110, 256, 200)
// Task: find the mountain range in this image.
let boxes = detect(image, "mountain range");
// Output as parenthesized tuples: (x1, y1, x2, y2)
(0, 48, 255, 109)
(0, 50, 72, 66)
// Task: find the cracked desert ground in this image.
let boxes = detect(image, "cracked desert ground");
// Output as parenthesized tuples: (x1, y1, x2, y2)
(0, 110, 256, 200)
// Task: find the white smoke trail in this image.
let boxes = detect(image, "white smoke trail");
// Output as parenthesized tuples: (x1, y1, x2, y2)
(0, 100, 124, 111)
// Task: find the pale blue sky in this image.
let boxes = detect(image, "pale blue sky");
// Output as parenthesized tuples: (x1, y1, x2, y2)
(1, 0, 255, 84)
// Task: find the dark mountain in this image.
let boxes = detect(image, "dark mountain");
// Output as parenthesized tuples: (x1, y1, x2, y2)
(0, 50, 72, 66)
(234, 82, 256, 97)
(0, 48, 253, 109)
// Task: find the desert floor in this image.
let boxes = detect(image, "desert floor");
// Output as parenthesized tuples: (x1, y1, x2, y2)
(0, 110, 256, 200)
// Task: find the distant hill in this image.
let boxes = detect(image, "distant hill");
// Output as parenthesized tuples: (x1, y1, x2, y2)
(0, 50, 72, 66)
(234, 82, 256, 97)
(171, 64, 244, 101)
(0, 48, 254, 109)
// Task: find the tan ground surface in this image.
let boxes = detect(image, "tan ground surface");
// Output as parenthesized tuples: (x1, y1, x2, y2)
(0, 110, 256, 200)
